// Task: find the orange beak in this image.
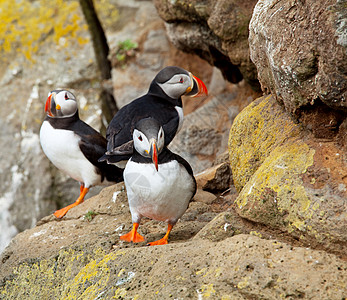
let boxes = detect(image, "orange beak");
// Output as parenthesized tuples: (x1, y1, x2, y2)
(45, 94, 53, 117)
(186, 73, 208, 97)
(192, 75, 208, 97)
(149, 140, 159, 171)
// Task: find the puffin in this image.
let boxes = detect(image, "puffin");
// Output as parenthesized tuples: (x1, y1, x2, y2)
(39, 90, 123, 218)
(120, 117, 196, 246)
(99, 66, 208, 167)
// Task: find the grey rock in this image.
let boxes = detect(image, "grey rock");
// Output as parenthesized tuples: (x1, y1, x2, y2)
(249, 0, 347, 114)
(154, 0, 260, 88)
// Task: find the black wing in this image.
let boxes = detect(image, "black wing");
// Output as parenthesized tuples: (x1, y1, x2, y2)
(106, 95, 180, 153)
(73, 120, 124, 182)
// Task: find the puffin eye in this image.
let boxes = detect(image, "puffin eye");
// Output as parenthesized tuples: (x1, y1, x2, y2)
(65, 92, 69, 100)
(138, 135, 143, 141)
(179, 77, 184, 83)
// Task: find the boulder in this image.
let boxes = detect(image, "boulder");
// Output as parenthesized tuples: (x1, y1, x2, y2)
(1, 183, 347, 299)
(195, 153, 232, 193)
(229, 95, 347, 257)
(153, 0, 260, 89)
(249, 0, 347, 115)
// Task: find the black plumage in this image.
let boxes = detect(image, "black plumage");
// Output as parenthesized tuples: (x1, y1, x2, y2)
(99, 66, 208, 165)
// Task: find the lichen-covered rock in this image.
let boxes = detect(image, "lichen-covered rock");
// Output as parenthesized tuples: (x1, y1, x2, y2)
(153, 0, 260, 88)
(2, 171, 347, 299)
(249, 0, 347, 114)
(229, 95, 347, 256)
(1, 234, 347, 299)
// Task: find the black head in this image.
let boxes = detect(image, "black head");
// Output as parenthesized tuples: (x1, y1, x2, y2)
(133, 118, 165, 171)
(149, 66, 208, 100)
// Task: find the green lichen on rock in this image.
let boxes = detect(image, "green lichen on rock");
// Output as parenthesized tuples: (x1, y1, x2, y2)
(228, 95, 347, 251)
(2, 235, 347, 299)
(236, 138, 315, 233)
(229, 95, 301, 192)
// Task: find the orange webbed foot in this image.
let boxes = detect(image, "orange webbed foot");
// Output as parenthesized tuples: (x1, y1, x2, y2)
(146, 224, 173, 246)
(120, 231, 145, 243)
(146, 237, 168, 246)
(120, 223, 145, 243)
(53, 205, 74, 219)
(53, 186, 89, 219)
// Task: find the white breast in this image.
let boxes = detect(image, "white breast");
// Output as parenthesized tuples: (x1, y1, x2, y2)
(39, 121, 102, 187)
(175, 106, 184, 133)
(124, 159, 194, 224)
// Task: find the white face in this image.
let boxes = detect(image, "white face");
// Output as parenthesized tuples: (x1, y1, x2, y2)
(157, 73, 194, 99)
(48, 90, 78, 117)
(133, 126, 165, 158)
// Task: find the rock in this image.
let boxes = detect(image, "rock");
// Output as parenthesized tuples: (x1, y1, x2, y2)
(1, 234, 347, 299)
(193, 211, 249, 242)
(194, 189, 216, 205)
(249, 0, 347, 114)
(1, 181, 347, 299)
(208, 67, 227, 95)
(0, 182, 218, 278)
(229, 95, 347, 257)
(195, 159, 232, 193)
(153, 0, 261, 89)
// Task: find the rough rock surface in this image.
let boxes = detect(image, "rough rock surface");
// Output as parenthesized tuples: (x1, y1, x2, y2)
(229, 94, 347, 257)
(1, 184, 347, 299)
(169, 78, 258, 173)
(195, 152, 233, 193)
(249, 0, 347, 114)
(170, 90, 239, 173)
(153, 0, 260, 89)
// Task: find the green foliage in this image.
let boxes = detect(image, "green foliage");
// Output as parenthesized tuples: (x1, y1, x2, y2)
(84, 210, 98, 222)
(112, 39, 138, 67)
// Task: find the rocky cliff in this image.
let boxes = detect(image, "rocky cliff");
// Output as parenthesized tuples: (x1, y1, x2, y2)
(1, 0, 347, 299)
(1, 182, 346, 299)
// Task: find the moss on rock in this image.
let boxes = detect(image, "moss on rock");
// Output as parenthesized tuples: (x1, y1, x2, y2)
(228, 95, 347, 255)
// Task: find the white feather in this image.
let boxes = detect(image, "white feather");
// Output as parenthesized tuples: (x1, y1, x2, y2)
(175, 106, 184, 133)
(124, 159, 194, 224)
(39, 121, 102, 187)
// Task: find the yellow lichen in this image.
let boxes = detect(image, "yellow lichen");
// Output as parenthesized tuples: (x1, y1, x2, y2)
(196, 267, 207, 276)
(230, 94, 318, 239)
(200, 283, 216, 297)
(229, 95, 300, 192)
(113, 288, 127, 298)
(237, 276, 250, 289)
(250, 231, 263, 238)
(62, 252, 118, 300)
(215, 267, 222, 277)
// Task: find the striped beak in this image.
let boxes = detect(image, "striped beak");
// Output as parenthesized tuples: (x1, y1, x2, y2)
(45, 94, 54, 117)
(149, 139, 159, 171)
(185, 73, 208, 97)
